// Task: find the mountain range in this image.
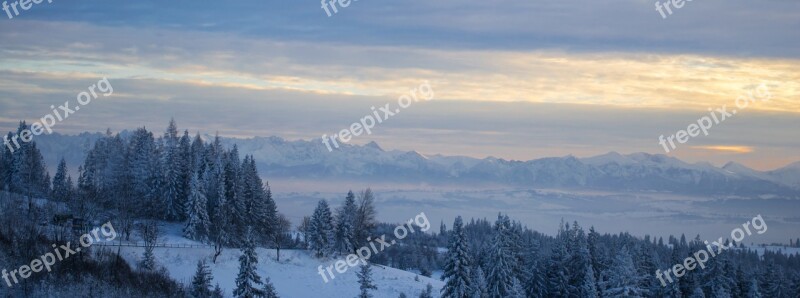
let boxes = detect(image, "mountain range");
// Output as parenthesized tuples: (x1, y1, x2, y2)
(30, 132, 800, 197)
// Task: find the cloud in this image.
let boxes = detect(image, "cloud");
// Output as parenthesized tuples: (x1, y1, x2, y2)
(1, 21, 798, 114)
(691, 145, 754, 154)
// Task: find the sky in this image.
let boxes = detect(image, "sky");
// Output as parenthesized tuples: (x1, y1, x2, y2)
(0, 0, 798, 170)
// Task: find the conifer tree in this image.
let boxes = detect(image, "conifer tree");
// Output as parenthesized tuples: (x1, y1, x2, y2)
(472, 266, 488, 298)
(357, 264, 377, 298)
(487, 214, 515, 298)
(442, 216, 472, 298)
(309, 199, 335, 257)
(191, 260, 213, 298)
(262, 277, 279, 298)
(546, 228, 570, 297)
(336, 191, 358, 254)
(51, 157, 70, 201)
(234, 230, 264, 298)
(185, 173, 211, 242)
(600, 246, 646, 297)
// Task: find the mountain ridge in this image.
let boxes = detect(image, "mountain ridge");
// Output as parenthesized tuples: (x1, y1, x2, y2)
(28, 132, 800, 197)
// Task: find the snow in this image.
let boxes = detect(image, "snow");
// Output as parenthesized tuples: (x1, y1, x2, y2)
(111, 224, 444, 298)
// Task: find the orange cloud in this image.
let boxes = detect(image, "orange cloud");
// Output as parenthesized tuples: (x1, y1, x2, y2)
(690, 145, 754, 154)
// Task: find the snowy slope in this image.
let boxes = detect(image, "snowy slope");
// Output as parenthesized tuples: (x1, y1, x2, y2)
(109, 224, 443, 298)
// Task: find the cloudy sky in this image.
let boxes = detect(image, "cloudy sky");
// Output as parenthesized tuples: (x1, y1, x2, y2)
(0, 0, 798, 170)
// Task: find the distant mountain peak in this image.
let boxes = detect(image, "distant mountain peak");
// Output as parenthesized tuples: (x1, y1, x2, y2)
(365, 141, 383, 151)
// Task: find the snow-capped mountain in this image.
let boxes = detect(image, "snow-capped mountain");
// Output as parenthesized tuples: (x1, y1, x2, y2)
(32, 133, 800, 197)
(219, 136, 800, 196)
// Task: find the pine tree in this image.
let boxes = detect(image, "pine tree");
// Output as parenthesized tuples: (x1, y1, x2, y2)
(442, 216, 472, 298)
(507, 278, 525, 298)
(600, 246, 646, 297)
(522, 238, 545, 298)
(309, 199, 335, 257)
(336, 191, 358, 254)
(546, 227, 570, 297)
(191, 260, 213, 298)
(566, 222, 598, 298)
(357, 264, 377, 298)
(191, 132, 206, 175)
(178, 130, 193, 219)
(51, 158, 70, 201)
(262, 277, 279, 298)
(234, 230, 265, 298)
(212, 284, 224, 298)
(472, 267, 488, 298)
(128, 127, 162, 217)
(224, 145, 246, 243)
(162, 119, 185, 221)
(185, 173, 211, 242)
(487, 214, 515, 298)
(747, 278, 762, 298)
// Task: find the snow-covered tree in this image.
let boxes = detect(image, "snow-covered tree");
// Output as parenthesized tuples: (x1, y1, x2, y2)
(234, 230, 264, 298)
(442, 216, 472, 298)
(566, 222, 598, 298)
(472, 266, 488, 298)
(507, 278, 525, 298)
(487, 214, 515, 298)
(185, 173, 211, 242)
(546, 228, 570, 297)
(262, 277, 279, 298)
(162, 119, 185, 221)
(308, 199, 335, 257)
(600, 246, 646, 297)
(336, 191, 358, 254)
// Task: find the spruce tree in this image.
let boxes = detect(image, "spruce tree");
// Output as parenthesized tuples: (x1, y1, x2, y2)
(487, 214, 515, 298)
(546, 228, 570, 297)
(262, 277, 279, 298)
(599, 246, 645, 297)
(185, 173, 211, 242)
(51, 158, 70, 201)
(442, 216, 472, 298)
(472, 266, 488, 298)
(336, 191, 358, 254)
(357, 264, 377, 298)
(162, 119, 184, 221)
(191, 260, 213, 298)
(309, 199, 335, 257)
(234, 230, 265, 298)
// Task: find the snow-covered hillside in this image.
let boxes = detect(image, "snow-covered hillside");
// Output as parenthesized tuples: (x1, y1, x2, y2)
(108, 224, 444, 298)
